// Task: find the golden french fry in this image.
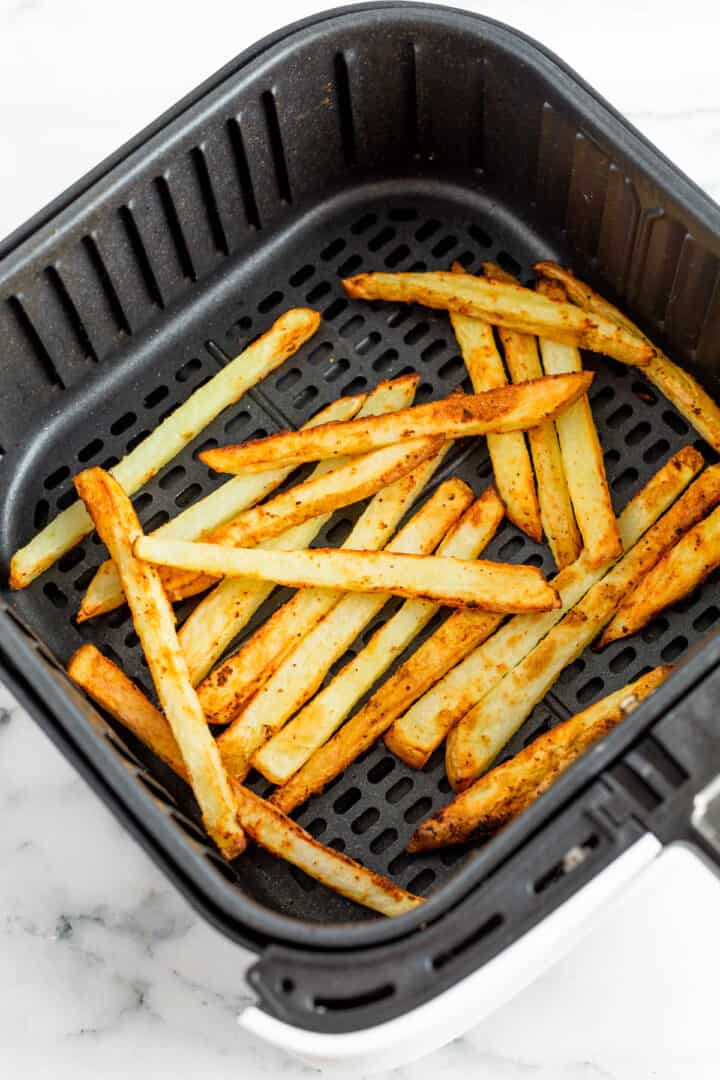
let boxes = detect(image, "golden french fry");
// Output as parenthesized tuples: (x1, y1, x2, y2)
(178, 375, 421, 684)
(200, 373, 593, 474)
(408, 667, 671, 850)
(536, 277, 622, 567)
(223, 479, 475, 781)
(73, 468, 246, 858)
(600, 503, 720, 646)
(342, 271, 655, 366)
(68, 647, 421, 916)
(387, 447, 703, 770)
(78, 392, 366, 621)
(535, 261, 720, 453)
(484, 262, 580, 568)
(449, 261, 541, 541)
(446, 459, 720, 790)
(10, 308, 321, 590)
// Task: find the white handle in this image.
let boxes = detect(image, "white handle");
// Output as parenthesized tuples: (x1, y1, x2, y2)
(239, 833, 662, 1074)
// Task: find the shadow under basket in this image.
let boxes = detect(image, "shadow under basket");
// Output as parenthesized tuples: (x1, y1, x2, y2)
(2, 1, 720, 1052)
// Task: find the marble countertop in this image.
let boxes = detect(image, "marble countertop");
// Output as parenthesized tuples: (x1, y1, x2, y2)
(2, 1, 720, 1077)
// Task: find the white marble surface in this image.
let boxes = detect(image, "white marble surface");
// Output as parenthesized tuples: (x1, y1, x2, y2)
(2, 0, 720, 1077)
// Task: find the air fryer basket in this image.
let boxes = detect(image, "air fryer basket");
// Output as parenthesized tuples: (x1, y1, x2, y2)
(2, 0, 720, 1033)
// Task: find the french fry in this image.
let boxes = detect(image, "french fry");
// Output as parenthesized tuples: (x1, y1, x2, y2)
(449, 261, 541, 541)
(599, 503, 720, 646)
(408, 667, 671, 850)
(68, 647, 421, 916)
(535, 261, 720, 453)
(484, 262, 580, 568)
(386, 447, 703, 770)
(342, 271, 654, 366)
(224, 479, 474, 781)
(255, 489, 504, 785)
(446, 459, 720, 789)
(73, 468, 246, 858)
(200, 373, 593, 473)
(197, 437, 445, 725)
(178, 375, 421, 684)
(536, 277, 622, 567)
(135, 535, 559, 613)
(10, 308, 321, 590)
(78, 392, 366, 621)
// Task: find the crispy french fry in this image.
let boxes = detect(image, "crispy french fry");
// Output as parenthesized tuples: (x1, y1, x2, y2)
(73, 468, 246, 857)
(197, 437, 444, 724)
(600, 503, 720, 646)
(386, 447, 703, 770)
(135, 535, 559, 613)
(68, 647, 420, 916)
(446, 460, 720, 789)
(200, 373, 593, 474)
(484, 263, 580, 568)
(10, 308, 321, 590)
(255, 489, 504, 786)
(535, 261, 720, 453)
(79, 392, 366, 621)
(408, 667, 671, 850)
(536, 277, 622, 567)
(449, 261, 541, 541)
(223, 479, 475, 781)
(178, 375, 421, 684)
(342, 271, 654, 366)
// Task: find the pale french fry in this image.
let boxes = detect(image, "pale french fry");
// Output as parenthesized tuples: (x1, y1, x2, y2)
(484, 262, 580, 568)
(447, 460, 720, 789)
(535, 261, 720, 453)
(68, 647, 420, 915)
(256, 489, 505, 785)
(449, 261, 541, 541)
(135, 535, 559, 613)
(408, 667, 672, 850)
(536, 277, 622, 567)
(224, 479, 475, 781)
(197, 439, 445, 725)
(342, 271, 655, 366)
(178, 375, 421, 684)
(10, 308, 321, 590)
(600, 503, 720, 646)
(79, 392, 366, 621)
(201, 373, 593, 473)
(73, 468, 246, 858)
(386, 447, 703, 770)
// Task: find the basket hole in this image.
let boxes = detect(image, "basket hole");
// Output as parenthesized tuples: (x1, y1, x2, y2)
(137, 773, 176, 808)
(280, 977, 295, 994)
(576, 676, 604, 704)
(641, 616, 669, 643)
(326, 518, 353, 546)
(194, 437, 217, 459)
(144, 510, 170, 532)
(44, 465, 70, 490)
(143, 385, 169, 410)
(407, 869, 436, 895)
(441, 847, 466, 867)
(387, 306, 412, 328)
(258, 290, 284, 313)
(355, 331, 381, 356)
(306, 817, 327, 838)
(468, 224, 493, 247)
(499, 536, 525, 560)
(560, 657, 586, 684)
(339, 314, 365, 339)
(625, 421, 651, 446)
(58, 547, 85, 573)
(352, 807, 380, 834)
(333, 787, 361, 814)
(276, 367, 301, 391)
(388, 851, 413, 875)
(694, 606, 720, 632)
(323, 298, 348, 322)
(308, 342, 334, 367)
(289, 264, 315, 287)
(351, 212, 377, 234)
(607, 404, 633, 429)
(338, 254, 362, 277)
(632, 380, 657, 405)
(126, 429, 151, 454)
(524, 552, 544, 568)
(663, 410, 689, 436)
(404, 797, 432, 823)
(475, 458, 493, 480)
(603, 448, 621, 472)
(438, 355, 465, 380)
(643, 438, 670, 464)
(224, 410, 251, 437)
(176, 357, 202, 383)
(534, 833, 600, 894)
(370, 827, 397, 854)
(415, 219, 440, 242)
(609, 646, 637, 673)
(321, 237, 346, 261)
(110, 411, 137, 436)
(42, 582, 68, 609)
(386, 777, 413, 804)
(306, 281, 331, 303)
(385, 244, 410, 268)
(372, 348, 398, 373)
(388, 208, 417, 222)
(431, 235, 457, 258)
(612, 467, 639, 494)
(289, 866, 316, 892)
(368, 226, 395, 252)
(341, 375, 368, 395)
(328, 837, 346, 852)
(294, 386, 318, 410)
(496, 251, 522, 276)
(368, 756, 395, 783)
(124, 630, 139, 648)
(175, 483, 202, 509)
(172, 812, 208, 846)
(106, 606, 130, 629)
(57, 489, 77, 511)
(404, 321, 429, 346)
(661, 635, 688, 663)
(78, 437, 104, 462)
(158, 465, 186, 490)
(421, 339, 447, 364)
(415, 381, 434, 403)
(591, 386, 615, 411)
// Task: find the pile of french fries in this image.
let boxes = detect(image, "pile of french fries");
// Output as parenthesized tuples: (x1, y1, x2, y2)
(10, 258, 720, 915)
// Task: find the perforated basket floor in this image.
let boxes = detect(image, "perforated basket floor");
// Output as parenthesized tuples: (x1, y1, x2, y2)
(3, 186, 718, 923)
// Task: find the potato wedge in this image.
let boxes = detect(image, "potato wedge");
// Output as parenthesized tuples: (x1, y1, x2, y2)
(224, 479, 475, 781)
(535, 261, 720, 453)
(67, 647, 420, 916)
(446, 460, 720, 789)
(387, 447, 703, 769)
(78, 392, 366, 621)
(536, 277, 622, 566)
(201, 373, 593, 473)
(178, 375, 421, 684)
(342, 271, 654, 366)
(600, 503, 720, 646)
(10, 308, 321, 590)
(73, 468, 246, 858)
(484, 262, 580, 568)
(408, 667, 671, 850)
(449, 261, 541, 541)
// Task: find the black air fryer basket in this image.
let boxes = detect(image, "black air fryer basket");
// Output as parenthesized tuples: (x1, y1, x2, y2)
(3, 2, 720, 1063)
